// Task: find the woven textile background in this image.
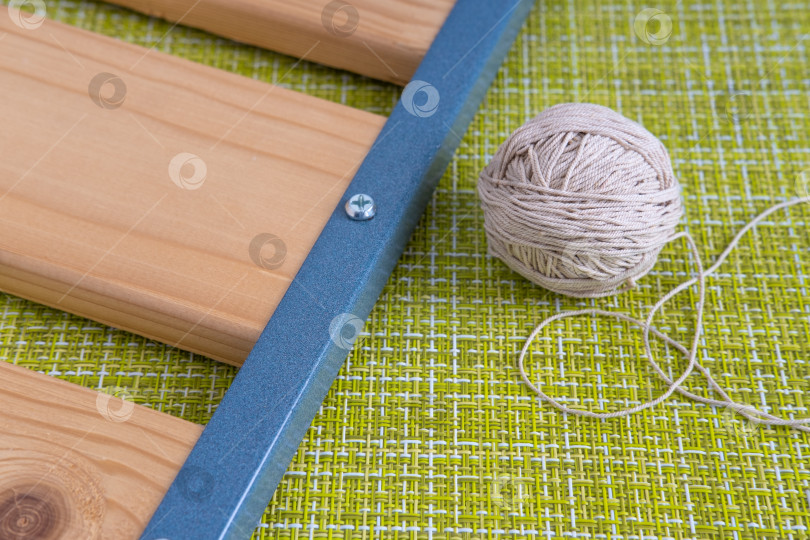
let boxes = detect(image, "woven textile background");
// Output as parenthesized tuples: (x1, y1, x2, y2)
(2, 0, 810, 538)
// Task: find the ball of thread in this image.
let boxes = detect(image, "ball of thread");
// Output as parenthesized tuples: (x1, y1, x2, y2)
(478, 102, 683, 298)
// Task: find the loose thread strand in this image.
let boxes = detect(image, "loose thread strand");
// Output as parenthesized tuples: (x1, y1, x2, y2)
(518, 197, 810, 431)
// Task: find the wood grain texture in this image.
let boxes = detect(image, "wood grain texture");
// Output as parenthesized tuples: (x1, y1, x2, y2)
(0, 10, 386, 365)
(0, 362, 201, 539)
(104, 0, 455, 84)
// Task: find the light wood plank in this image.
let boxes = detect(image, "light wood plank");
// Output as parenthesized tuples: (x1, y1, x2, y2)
(103, 0, 455, 85)
(0, 11, 386, 365)
(0, 362, 201, 539)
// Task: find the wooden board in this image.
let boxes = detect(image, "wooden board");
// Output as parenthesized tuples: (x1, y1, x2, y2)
(104, 0, 455, 85)
(0, 10, 386, 366)
(0, 361, 200, 539)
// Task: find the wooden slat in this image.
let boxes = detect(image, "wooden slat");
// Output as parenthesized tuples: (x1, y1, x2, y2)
(0, 11, 386, 366)
(0, 362, 200, 539)
(104, 0, 455, 85)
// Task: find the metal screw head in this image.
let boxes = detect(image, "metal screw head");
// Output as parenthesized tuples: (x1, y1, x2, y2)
(345, 193, 376, 221)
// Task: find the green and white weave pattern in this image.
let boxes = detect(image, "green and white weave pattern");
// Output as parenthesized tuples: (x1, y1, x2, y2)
(1, 0, 810, 538)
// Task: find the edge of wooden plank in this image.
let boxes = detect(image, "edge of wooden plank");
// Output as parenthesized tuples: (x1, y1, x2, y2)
(0, 255, 251, 364)
(0, 361, 201, 539)
(103, 0, 455, 85)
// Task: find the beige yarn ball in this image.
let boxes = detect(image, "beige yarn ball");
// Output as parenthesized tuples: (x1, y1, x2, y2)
(478, 103, 683, 298)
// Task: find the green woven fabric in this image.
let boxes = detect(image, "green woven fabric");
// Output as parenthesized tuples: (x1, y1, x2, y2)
(3, 0, 810, 538)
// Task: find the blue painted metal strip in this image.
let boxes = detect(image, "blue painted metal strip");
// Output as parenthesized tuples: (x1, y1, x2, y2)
(141, 1, 533, 538)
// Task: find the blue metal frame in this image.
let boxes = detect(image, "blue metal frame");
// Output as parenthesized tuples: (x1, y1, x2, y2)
(141, 1, 533, 538)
